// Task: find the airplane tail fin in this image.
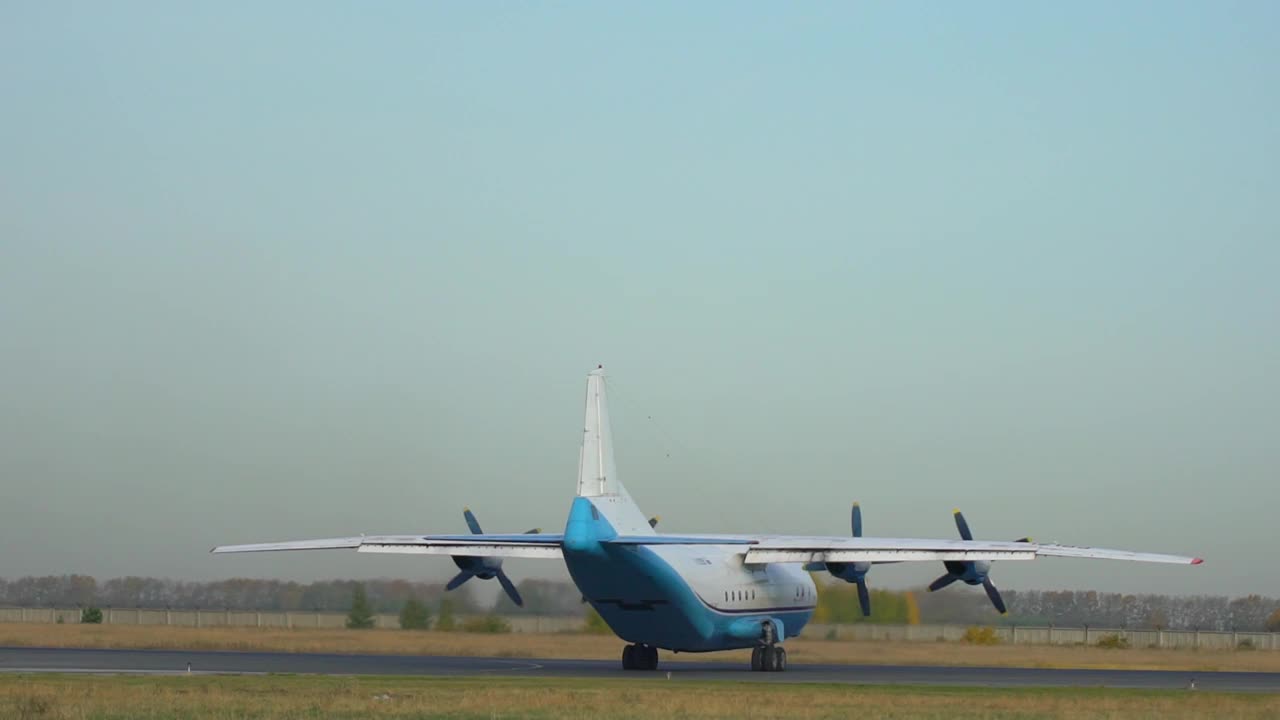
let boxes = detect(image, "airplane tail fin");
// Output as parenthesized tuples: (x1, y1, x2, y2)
(575, 366, 653, 534)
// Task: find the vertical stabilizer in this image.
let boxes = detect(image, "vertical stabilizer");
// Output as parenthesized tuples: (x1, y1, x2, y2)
(575, 366, 652, 534)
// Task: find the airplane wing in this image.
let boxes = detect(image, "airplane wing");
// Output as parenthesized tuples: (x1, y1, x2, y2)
(606, 534, 1200, 565)
(739, 536, 1199, 565)
(211, 533, 564, 559)
(212, 532, 1199, 565)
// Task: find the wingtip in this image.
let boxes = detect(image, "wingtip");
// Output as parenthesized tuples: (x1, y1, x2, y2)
(1191, 557, 1204, 565)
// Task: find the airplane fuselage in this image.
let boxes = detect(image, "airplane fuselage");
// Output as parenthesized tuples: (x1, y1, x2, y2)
(562, 496, 817, 651)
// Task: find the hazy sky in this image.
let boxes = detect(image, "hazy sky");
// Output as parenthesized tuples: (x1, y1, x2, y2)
(3, 3, 1277, 599)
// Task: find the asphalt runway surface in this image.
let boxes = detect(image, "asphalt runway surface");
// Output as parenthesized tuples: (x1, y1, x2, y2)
(3, 647, 1280, 692)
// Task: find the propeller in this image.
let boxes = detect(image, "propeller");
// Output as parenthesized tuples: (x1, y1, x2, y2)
(807, 502, 873, 617)
(444, 508, 537, 607)
(926, 509, 1028, 616)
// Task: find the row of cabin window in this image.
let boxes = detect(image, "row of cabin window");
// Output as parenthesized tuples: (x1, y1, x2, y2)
(723, 586, 815, 603)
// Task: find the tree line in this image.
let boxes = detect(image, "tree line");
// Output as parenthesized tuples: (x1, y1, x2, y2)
(2, 574, 1277, 631)
(0, 575, 480, 614)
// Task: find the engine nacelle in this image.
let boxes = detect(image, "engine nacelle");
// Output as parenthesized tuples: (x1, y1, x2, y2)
(824, 561, 871, 584)
(452, 555, 503, 579)
(942, 559, 991, 586)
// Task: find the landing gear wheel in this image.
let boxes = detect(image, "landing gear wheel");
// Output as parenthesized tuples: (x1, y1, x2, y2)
(623, 644, 658, 671)
(622, 644, 635, 670)
(750, 645, 787, 672)
(761, 646, 775, 672)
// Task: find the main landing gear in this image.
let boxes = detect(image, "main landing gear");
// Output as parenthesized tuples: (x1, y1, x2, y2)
(622, 643, 659, 671)
(750, 645, 787, 672)
(750, 621, 787, 672)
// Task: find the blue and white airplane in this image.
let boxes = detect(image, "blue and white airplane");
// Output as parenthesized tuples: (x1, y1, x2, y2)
(214, 366, 1202, 672)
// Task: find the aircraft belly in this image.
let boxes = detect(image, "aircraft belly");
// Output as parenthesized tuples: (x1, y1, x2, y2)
(564, 544, 815, 651)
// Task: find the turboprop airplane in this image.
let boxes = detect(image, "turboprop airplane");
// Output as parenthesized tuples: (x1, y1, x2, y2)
(213, 366, 1202, 673)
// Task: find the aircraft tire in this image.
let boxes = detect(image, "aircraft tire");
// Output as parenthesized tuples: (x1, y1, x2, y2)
(750, 647, 763, 671)
(622, 644, 635, 670)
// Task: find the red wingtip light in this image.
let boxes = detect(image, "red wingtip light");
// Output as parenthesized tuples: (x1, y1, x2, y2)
(1191, 558, 1204, 565)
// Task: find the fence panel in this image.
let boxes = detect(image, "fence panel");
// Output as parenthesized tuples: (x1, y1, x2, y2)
(0, 607, 1274, 649)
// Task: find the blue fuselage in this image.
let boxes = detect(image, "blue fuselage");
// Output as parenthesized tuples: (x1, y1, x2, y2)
(561, 497, 816, 652)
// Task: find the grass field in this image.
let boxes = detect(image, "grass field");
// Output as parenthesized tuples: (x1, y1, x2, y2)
(3, 623, 1279, 673)
(2, 674, 1278, 720)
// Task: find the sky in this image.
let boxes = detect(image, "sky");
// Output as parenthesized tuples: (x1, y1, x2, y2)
(2, 2, 1277, 599)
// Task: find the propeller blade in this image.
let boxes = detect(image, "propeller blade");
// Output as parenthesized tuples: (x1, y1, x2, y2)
(855, 579, 871, 617)
(463, 508, 483, 535)
(982, 577, 1007, 615)
(524, 528, 541, 534)
(496, 570, 523, 607)
(802, 562, 826, 572)
(1014, 537, 1032, 543)
(648, 516, 660, 529)
(928, 574, 959, 592)
(851, 502, 863, 538)
(953, 509, 973, 541)
(445, 572, 473, 591)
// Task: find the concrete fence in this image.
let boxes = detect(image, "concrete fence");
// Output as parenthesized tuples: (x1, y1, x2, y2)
(1, 607, 1275, 650)
(803, 622, 1280, 650)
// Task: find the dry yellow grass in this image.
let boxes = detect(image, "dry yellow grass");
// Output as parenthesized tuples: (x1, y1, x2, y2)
(2, 674, 1278, 720)
(3, 622, 1279, 673)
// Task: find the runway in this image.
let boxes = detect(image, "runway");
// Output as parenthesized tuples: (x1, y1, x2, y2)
(2, 647, 1279, 692)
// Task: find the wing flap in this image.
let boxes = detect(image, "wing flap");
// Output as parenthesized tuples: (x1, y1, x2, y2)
(358, 543, 562, 559)
(747, 548, 1036, 564)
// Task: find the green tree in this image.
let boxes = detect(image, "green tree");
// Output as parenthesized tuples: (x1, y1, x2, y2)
(1266, 608, 1280, 633)
(80, 607, 103, 624)
(436, 597, 456, 631)
(345, 584, 375, 629)
(462, 614, 511, 633)
(813, 584, 912, 624)
(399, 597, 431, 630)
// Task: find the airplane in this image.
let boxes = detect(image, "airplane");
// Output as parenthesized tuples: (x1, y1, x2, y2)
(213, 365, 1202, 673)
